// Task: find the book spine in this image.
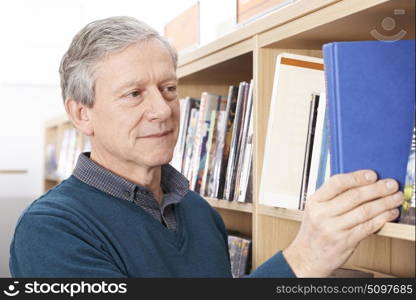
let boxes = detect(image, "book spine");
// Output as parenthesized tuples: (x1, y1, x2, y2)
(299, 94, 319, 210)
(324, 43, 341, 176)
(200, 111, 217, 195)
(217, 86, 239, 199)
(224, 84, 246, 199)
(190, 93, 208, 190)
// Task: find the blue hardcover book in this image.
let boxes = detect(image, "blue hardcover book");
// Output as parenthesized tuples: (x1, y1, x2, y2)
(323, 40, 415, 189)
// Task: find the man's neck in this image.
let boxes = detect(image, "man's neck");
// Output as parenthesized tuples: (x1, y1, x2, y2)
(90, 150, 164, 204)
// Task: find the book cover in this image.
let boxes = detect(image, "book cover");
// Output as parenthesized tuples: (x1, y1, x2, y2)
(183, 108, 200, 180)
(234, 80, 254, 202)
(324, 40, 415, 190)
(259, 53, 325, 209)
(227, 235, 252, 278)
(206, 110, 227, 198)
(200, 110, 218, 195)
(190, 92, 221, 192)
(172, 97, 200, 172)
(224, 82, 249, 200)
(179, 98, 200, 174)
(216, 85, 239, 199)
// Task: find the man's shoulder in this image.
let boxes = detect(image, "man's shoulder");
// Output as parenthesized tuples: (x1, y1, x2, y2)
(15, 176, 96, 232)
(23, 176, 87, 214)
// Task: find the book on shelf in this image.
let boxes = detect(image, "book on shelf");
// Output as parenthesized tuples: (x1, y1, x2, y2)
(299, 93, 320, 210)
(200, 110, 218, 194)
(203, 110, 227, 197)
(183, 107, 200, 180)
(171, 97, 200, 172)
(227, 234, 252, 278)
(173, 83, 253, 204)
(259, 53, 325, 210)
(224, 81, 251, 201)
(190, 92, 222, 193)
(400, 125, 415, 225)
(233, 80, 254, 203)
(215, 85, 240, 199)
(324, 40, 415, 198)
(305, 92, 327, 204)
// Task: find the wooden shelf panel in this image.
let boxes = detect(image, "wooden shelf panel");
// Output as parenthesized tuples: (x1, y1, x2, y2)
(177, 0, 339, 67)
(258, 0, 414, 48)
(377, 222, 415, 242)
(258, 204, 303, 221)
(177, 38, 253, 78)
(205, 197, 253, 213)
(258, 204, 415, 241)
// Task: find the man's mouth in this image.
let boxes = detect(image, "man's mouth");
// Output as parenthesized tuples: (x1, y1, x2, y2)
(140, 130, 173, 139)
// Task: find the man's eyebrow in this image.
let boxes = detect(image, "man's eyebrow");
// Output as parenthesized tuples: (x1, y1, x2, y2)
(113, 80, 146, 94)
(113, 75, 178, 94)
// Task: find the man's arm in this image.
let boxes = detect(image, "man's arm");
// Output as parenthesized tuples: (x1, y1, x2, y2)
(10, 212, 127, 278)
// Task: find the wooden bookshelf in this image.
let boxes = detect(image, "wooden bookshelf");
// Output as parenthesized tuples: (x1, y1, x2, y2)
(45, 0, 415, 277)
(258, 205, 416, 241)
(205, 197, 253, 213)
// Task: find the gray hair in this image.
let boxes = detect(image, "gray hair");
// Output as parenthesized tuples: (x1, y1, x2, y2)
(59, 16, 178, 107)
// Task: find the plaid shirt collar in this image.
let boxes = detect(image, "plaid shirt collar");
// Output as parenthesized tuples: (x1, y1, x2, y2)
(72, 152, 190, 209)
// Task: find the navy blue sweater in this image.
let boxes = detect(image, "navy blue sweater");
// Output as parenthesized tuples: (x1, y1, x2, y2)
(10, 176, 295, 277)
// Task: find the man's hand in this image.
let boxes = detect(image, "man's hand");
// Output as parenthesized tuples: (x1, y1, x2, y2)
(283, 169, 404, 277)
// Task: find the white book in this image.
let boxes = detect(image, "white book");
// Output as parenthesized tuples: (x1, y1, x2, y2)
(259, 53, 325, 209)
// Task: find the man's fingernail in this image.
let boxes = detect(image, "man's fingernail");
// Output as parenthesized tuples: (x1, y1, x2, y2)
(394, 192, 403, 202)
(386, 180, 397, 190)
(365, 172, 376, 181)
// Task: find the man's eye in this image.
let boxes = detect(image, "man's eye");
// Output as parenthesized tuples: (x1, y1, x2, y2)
(166, 86, 177, 92)
(126, 90, 142, 98)
(161, 85, 177, 93)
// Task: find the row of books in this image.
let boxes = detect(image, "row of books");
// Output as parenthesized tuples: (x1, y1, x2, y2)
(259, 40, 415, 225)
(171, 81, 254, 203)
(45, 128, 91, 180)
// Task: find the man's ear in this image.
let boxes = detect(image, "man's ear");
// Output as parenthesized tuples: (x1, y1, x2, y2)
(64, 98, 94, 136)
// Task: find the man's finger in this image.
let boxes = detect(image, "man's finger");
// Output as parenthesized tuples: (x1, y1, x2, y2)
(345, 208, 399, 247)
(310, 169, 378, 202)
(333, 191, 403, 230)
(325, 178, 400, 216)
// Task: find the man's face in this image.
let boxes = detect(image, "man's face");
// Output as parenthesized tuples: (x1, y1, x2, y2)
(90, 39, 179, 169)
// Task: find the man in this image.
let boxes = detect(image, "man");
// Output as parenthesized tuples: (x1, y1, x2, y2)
(9, 17, 403, 277)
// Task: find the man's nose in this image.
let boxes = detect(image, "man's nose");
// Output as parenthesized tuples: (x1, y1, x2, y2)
(145, 87, 172, 121)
